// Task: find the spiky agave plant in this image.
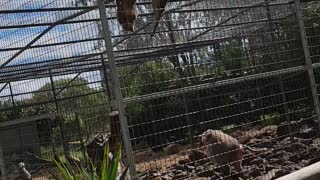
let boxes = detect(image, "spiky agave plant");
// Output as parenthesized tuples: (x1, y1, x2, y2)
(53, 144, 129, 180)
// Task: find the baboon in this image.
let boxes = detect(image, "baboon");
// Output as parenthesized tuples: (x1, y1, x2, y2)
(151, 0, 168, 36)
(116, 0, 137, 32)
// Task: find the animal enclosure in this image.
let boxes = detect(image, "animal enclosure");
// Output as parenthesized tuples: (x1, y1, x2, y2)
(0, 0, 320, 179)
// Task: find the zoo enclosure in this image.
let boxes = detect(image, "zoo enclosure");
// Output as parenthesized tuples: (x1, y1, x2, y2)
(0, 0, 320, 179)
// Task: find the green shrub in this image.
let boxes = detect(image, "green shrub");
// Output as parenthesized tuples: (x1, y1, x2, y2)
(52, 144, 129, 180)
(260, 113, 279, 126)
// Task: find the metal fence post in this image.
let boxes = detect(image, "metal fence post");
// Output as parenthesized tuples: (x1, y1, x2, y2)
(97, 0, 137, 178)
(295, 0, 320, 131)
(100, 54, 112, 103)
(0, 145, 5, 180)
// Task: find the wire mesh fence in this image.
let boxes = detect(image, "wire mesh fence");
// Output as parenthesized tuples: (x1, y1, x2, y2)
(0, 0, 320, 179)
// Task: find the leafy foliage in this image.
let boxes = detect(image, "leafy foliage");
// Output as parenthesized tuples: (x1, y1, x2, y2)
(53, 144, 129, 180)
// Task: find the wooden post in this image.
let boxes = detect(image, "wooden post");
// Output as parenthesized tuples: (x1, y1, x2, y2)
(109, 111, 121, 153)
(0, 145, 5, 180)
(98, 0, 136, 177)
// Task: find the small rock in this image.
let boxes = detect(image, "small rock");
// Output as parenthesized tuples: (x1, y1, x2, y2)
(185, 165, 195, 171)
(152, 177, 162, 180)
(172, 169, 183, 175)
(150, 168, 161, 174)
(294, 166, 301, 171)
(152, 172, 161, 177)
(188, 150, 208, 164)
(249, 157, 263, 165)
(242, 155, 255, 166)
(167, 173, 175, 178)
(195, 166, 204, 173)
(309, 147, 320, 153)
(279, 137, 293, 145)
(230, 130, 245, 138)
(300, 160, 310, 166)
(248, 138, 263, 145)
(261, 151, 273, 159)
(248, 168, 262, 177)
(274, 150, 286, 158)
(255, 140, 275, 148)
(150, 168, 161, 177)
(260, 125, 278, 134)
(276, 121, 299, 139)
(165, 143, 181, 155)
(281, 161, 295, 166)
(267, 150, 287, 159)
(161, 174, 171, 180)
(203, 161, 214, 167)
(197, 169, 214, 177)
(288, 154, 300, 163)
(238, 135, 253, 144)
(299, 125, 317, 139)
(308, 156, 320, 165)
(270, 158, 282, 164)
(172, 171, 187, 179)
(275, 169, 291, 178)
(255, 169, 281, 180)
(265, 164, 278, 172)
(178, 159, 190, 165)
(282, 142, 308, 152)
(174, 164, 185, 171)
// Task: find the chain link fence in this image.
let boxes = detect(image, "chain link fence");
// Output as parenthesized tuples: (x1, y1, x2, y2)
(0, 0, 320, 179)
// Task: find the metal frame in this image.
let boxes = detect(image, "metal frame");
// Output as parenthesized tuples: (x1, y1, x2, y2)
(0, 0, 319, 179)
(295, 0, 320, 131)
(97, 0, 136, 177)
(0, 0, 295, 83)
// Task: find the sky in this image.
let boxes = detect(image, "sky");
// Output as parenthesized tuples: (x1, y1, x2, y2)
(0, 0, 296, 102)
(0, 0, 102, 65)
(0, 0, 104, 101)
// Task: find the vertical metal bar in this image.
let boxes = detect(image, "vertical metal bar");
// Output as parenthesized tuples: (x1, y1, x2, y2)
(266, 0, 293, 141)
(49, 70, 69, 155)
(295, 0, 320, 131)
(182, 93, 193, 144)
(0, 145, 5, 180)
(49, 70, 59, 111)
(8, 83, 14, 107)
(165, 15, 193, 144)
(97, 0, 136, 178)
(75, 112, 88, 162)
(8, 82, 22, 151)
(100, 54, 112, 103)
(279, 75, 294, 142)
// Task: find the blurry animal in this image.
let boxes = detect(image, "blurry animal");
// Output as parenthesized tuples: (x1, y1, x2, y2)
(200, 129, 267, 177)
(151, 0, 168, 36)
(116, 0, 137, 32)
(14, 162, 31, 180)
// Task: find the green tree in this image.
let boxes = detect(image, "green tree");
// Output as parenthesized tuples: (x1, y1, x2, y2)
(21, 77, 110, 147)
(220, 40, 246, 77)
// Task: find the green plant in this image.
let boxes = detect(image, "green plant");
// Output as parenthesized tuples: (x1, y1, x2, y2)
(53, 144, 129, 180)
(260, 113, 279, 126)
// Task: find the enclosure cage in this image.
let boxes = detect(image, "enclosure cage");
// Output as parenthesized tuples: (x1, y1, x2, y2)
(0, 0, 320, 179)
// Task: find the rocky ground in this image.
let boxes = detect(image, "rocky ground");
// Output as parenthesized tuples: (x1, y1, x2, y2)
(137, 120, 320, 180)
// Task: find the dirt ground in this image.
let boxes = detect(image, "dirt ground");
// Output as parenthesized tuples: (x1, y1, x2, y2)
(134, 123, 320, 180)
(11, 122, 320, 180)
